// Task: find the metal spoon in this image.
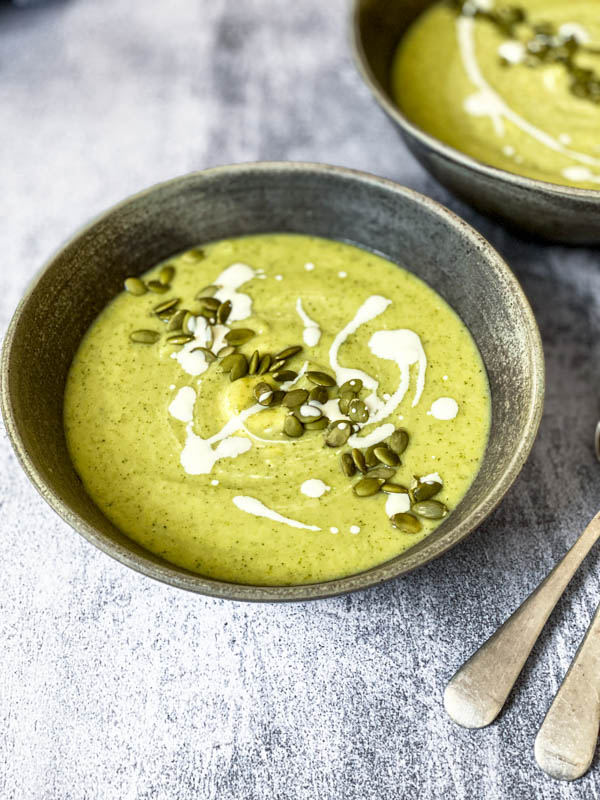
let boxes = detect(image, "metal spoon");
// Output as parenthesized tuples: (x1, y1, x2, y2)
(444, 511, 600, 729)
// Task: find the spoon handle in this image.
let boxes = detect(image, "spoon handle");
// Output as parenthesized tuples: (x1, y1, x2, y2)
(444, 512, 600, 729)
(535, 601, 600, 781)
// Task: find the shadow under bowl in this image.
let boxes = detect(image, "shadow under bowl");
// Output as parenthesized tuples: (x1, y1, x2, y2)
(352, 0, 600, 245)
(1, 162, 544, 601)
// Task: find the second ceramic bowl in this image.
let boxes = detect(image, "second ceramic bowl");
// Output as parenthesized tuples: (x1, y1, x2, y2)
(353, 0, 600, 244)
(1, 162, 544, 600)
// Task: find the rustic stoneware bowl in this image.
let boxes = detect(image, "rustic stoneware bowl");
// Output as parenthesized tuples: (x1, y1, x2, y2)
(1, 162, 544, 601)
(353, 0, 600, 244)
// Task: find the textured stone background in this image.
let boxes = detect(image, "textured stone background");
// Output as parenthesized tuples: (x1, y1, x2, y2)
(1, 1, 600, 798)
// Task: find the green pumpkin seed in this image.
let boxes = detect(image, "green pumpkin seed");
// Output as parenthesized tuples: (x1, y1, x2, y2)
(283, 389, 309, 408)
(339, 379, 363, 394)
(159, 265, 175, 285)
(147, 280, 169, 294)
(412, 500, 448, 520)
(306, 371, 336, 387)
(154, 297, 179, 315)
(254, 381, 274, 406)
(257, 354, 272, 375)
(270, 390, 286, 406)
(295, 404, 323, 423)
(368, 466, 397, 480)
(309, 386, 328, 404)
(269, 359, 286, 374)
(341, 453, 356, 477)
(364, 444, 382, 468)
(195, 284, 217, 300)
(348, 398, 369, 423)
(130, 329, 160, 344)
(390, 513, 421, 534)
(190, 346, 216, 363)
(274, 345, 302, 360)
(157, 310, 176, 322)
(411, 479, 442, 503)
(351, 448, 368, 474)
(183, 248, 205, 262)
(325, 420, 352, 447)
(382, 482, 409, 494)
(167, 309, 186, 332)
(221, 353, 239, 372)
(373, 445, 399, 467)
(217, 300, 232, 324)
(225, 328, 255, 346)
(389, 428, 409, 456)
(353, 477, 385, 497)
(248, 350, 260, 375)
(124, 277, 147, 296)
(182, 311, 196, 335)
(230, 354, 249, 382)
(273, 370, 297, 383)
(201, 297, 221, 311)
(283, 414, 304, 438)
(217, 345, 236, 359)
(304, 416, 329, 430)
(338, 395, 351, 415)
(167, 334, 194, 345)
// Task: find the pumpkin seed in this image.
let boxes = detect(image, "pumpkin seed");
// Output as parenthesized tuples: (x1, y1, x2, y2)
(273, 370, 297, 383)
(248, 350, 260, 375)
(124, 277, 147, 296)
(154, 297, 179, 315)
(373, 445, 399, 467)
(325, 420, 352, 447)
(201, 297, 221, 311)
(382, 482, 409, 494)
(339, 379, 363, 394)
(199, 308, 216, 321)
(411, 479, 442, 503)
(269, 359, 286, 374)
(341, 453, 356, 477)
(390, 513, 421, 534)
(364, 444, 382, 468)
(351, 448, 368, 474)
(295, 404, 322, 423)
(306, 371, 336, 387)
(195, 285, 217, 300)
(412, 500, 448, 520)
(183, 248, 205, 262)
(254, 381, 274, 406)
(349, 398, 369, 423)
(167, 334, 194, 345)
(283, 414, 304, 438)
(258, 354, 272, 375)
(221, 353, 239, 372)
(182, 311, 196, 335)
(230, 354, 249, 381)
(217, 299, 232, 324)
(353, 477, 385, 497)
(389, 428, 409, 456)
(368, 466, 397, 480)
(304, 416, 329, 431)
(217, 345, 236, 358)
(130, 329, 159, 344)
(147, 280, 169, 294)
(190, 346, 216, 363)
(274, 345, 302, 360)
(157, 310, 176, 322)
(225, 328, 255, 346)
(159, 265, 175, 285)
(309, 386, 328, 404)
(270, 390, 286, 406)
(282, 389, 309, 408)
(338, 395, 351, 415)
(167, 309, 186, 332)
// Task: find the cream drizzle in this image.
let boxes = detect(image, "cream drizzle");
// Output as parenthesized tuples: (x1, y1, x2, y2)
(428, 398, 459, 420)
(168, 386, 196, 423)
(180, 404, 261, 474)
(213, 262, 255, 322)
(233, 496, 321, 531)
(300, 479, 330, 498)
(296, 298, 321, 347)
(457, 17, 600, 169)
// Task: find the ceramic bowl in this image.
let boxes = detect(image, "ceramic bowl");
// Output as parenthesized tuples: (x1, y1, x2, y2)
(353, 0, 600, 244)
(1, 162, 544, 601)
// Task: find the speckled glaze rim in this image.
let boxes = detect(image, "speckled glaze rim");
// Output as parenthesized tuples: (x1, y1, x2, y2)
(351, 1, 600, 203)
(1, 162, 544, 602)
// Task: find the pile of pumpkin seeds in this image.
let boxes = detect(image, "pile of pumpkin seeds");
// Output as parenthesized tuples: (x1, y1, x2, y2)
(125, 254, 449, 533)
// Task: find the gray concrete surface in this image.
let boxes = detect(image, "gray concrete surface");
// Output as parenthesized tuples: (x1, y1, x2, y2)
(1, 1, 599, 797)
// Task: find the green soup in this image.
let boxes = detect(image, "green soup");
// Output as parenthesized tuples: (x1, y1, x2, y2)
(64, 234, 490, 586)
(392, 0, 600, 189)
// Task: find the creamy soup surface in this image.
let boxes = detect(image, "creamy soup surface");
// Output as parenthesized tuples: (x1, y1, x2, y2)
(392, 0, 600, 189)
(64, 234, 490, 585)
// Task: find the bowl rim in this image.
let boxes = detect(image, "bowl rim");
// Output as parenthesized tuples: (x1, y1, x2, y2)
(351, 0, 600, 202)
(0, 161, 545, 602)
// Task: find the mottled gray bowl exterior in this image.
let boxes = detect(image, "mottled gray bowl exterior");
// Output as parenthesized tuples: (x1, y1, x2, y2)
(353, 0, 600, 244)
(1, 163, 544, 601)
